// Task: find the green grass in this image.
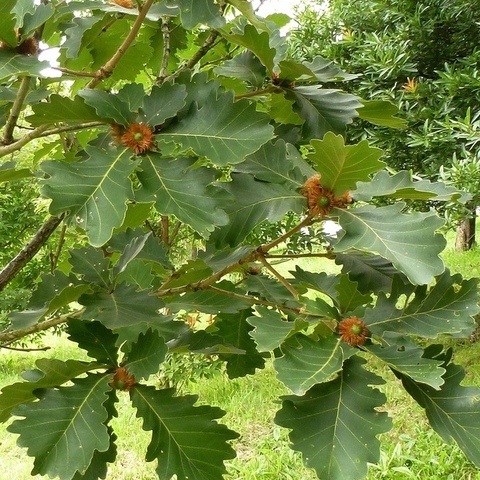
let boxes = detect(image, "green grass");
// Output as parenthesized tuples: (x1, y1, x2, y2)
(1, 238, 480, 479)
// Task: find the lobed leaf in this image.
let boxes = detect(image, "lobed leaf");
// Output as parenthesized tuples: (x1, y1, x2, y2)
(247, 307, 309, 352)
(124, 329, 168, 381)
(285, 85, 362, 141)
(131, 385, 238, 480)
(80, 283, 166, 330)
(334, 203, 446, 285)
(137, 154, 229, 238)
(0, 50, 51, 80)
(215, 309, 266, 378)
(8, 373, 112, 479)
(307, 132, 385, 195)
(66, 319, 119, 367)
(27, 94, 103, 126)
(210, 173, 304, 248)
(366, 333, 445, 389)
(274, 333, 356, 395)
(0, 359, 100, 423)
(364, 270, 479, 338)
(353, 170, 468, 202)
(396, 353, 480, 467)
(158, 90, 274, 166)
(42, 146, 139, 247)
(275, 356, 392, 480)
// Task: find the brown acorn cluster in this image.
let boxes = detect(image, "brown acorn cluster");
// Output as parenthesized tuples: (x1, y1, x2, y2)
(109, 367, 136, 391)
(0, 36, 39, 56)
(111, 122, 155, 154)
(302, 174, 352, 217)
(111, 0, 134, 8)
(337, 316, 369, 346)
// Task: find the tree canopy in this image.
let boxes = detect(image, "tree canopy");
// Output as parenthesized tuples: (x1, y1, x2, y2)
(0, 1, 479, 479)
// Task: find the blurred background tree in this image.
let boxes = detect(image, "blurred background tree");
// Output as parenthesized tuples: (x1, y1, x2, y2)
(290, 0, 480, 249)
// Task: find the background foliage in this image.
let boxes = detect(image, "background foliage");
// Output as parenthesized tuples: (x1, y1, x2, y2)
(290, 0, 480, 249)
(0, 1, 479, 479)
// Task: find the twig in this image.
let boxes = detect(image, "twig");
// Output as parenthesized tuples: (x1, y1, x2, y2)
(234, 86, 282, 100)
(0, 214, 65, 292)
(266, 252, 335, 259)
(206, 285, 326, 318)
(0, 345, 51, 352)
(258, 254, 300, 299)
(39, 122, 106, 138)
(0, 124, 51, 158)
(161, 215, 170, 245)
(86, 0, 156, 89)
(52, 67, 98, 78)
(162, 30, 220, 84)
(169, 220, 182, 246)
(1, 77, 31, 145)
(156, 16, 171, 84)
(154, 214, 315, 297)
(50, 224, 67, 273)
(0, 310, 83, 344)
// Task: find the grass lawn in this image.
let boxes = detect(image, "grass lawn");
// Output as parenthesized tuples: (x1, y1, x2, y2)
(1, 236, 480, 479)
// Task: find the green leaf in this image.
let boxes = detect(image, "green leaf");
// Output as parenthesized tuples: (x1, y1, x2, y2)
(8, 373, 112, 479)
(275, 356, 392, 480)
(159, 258, 212, 290)
(0, 162, 32, 182)
(247, 307, 309, 352)
(9, 271, 91, 329)
(211, 173, 304, 248)
(66, 319, 119, 367)
(396, 353, 480, 467)
(303, 56, 360, 82)
(113, 231, 153, 277)
(307, 132, 385, 195)
(137, 154, 229, 237)
(364, 271, 479, 338)
(72, 424, 117, 480)
(366, 333, 445, 389)
(62, 16, 102, 59)
(131, 385, 238, 480)
(0, 0, 17, 46)
(214, 50, 266, 88)
(80, 283, 166, 330)
(159, 90, 274, 166)
(335, 252, 405, 294)
(353, 170, 467, 202)
(233, 139, 306, 186)
(291, 267, 372, 314)
(0, 359, 100, 423)
(108, 229, 172, 269)
(334, 204, 446, 285)
(69, 247, 111, 288)
(268, 92, 305, 125)
(20, 3, 55, 39)
(114, 315, 187, 348)
(140, 83, 187, 126)
(358, 99, 407, 128)
(274, 333, 356, 395)
(243, 274, 299, 306)
(224, 24, 276, 73)
(215, 309, 266, 378)
(173, 0, 225, 29)
(42, 146, 139, 247)
(124, 329, 168, 381)
(285, 85, 362, 141)
(27, 94, 103, 126)
(0, 50, 51, 80)
(164, 281, 252, 314)
(79, 90, 137, 126)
